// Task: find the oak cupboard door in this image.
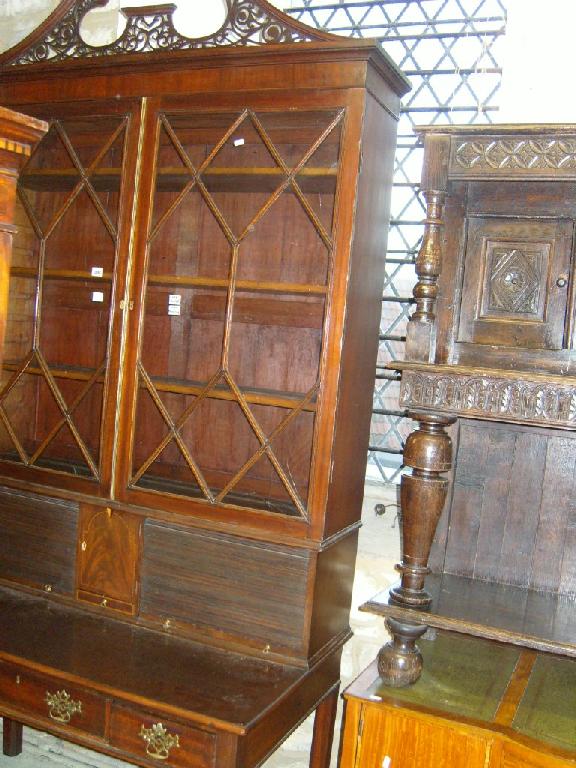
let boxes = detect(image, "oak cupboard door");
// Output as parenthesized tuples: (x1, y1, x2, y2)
(457, 216, 574, 351)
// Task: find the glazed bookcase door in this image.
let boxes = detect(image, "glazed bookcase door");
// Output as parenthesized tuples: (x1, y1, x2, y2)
(0, 102, 140, 496)
(124, 102, 345, 523)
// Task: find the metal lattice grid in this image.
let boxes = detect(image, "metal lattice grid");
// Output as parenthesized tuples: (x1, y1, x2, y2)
(284, 0, 507, 483)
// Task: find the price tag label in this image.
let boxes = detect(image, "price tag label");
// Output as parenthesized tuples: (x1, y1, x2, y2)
(91, 266, 104, 277)
(92, 291, 104, 303)
(168, 295, 181, 316)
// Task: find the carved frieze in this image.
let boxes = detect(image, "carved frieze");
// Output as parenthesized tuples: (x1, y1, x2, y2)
(3, 0, 329, 67)
(451, 136, 576, 177)
(400, 369, 576, 428)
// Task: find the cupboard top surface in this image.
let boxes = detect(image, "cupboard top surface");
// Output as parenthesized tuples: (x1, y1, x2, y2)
(344, 633, 576, 757)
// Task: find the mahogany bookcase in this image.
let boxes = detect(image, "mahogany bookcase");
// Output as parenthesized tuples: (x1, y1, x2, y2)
(0, 2, 408, 766)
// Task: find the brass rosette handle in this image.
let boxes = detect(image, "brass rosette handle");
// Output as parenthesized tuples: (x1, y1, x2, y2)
(45, 689, 82, 723)
(139, 722, 180, 761)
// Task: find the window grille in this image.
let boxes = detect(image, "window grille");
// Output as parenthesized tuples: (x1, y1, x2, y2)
(284, 0, 507, 483)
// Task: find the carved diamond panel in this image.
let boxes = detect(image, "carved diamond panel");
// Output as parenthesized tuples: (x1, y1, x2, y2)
(487, 247, 543, 315)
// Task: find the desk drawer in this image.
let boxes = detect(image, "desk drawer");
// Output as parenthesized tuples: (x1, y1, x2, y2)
(0, 661, 106, 738)
(110, 705, 215, 767)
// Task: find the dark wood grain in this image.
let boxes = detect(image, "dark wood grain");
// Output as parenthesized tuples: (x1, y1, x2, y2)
(442, 421, 576, 593)
(2, 717, 22, 757)
(0, 584, 341, 732)
(109, 706, 215, 768)
(0, 485, 78, 594)
(140, 522, 311, 659)
(76, 504, 142, 614)
(368, 124, 576, 686)
(0, 660, 107, 738)
(0, 12, 407, 767)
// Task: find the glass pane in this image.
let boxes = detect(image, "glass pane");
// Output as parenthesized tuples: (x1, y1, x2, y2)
(40, 279, 111, 369)
(140, 286, 226, 382)
(135, 108, 342, 516)
(227, 292, 325, 394)
(0, 113, 127, 480)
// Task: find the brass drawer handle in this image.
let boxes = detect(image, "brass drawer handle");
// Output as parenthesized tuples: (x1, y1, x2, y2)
(139, 723, 180, 761)
(45, 689, 82, 723)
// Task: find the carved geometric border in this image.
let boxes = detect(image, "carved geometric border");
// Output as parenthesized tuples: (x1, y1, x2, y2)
(451, 136, 576, 179)
(400, 369, 576, 429)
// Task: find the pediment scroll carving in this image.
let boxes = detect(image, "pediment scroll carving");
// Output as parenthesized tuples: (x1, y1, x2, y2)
(0, 0, 334, 67)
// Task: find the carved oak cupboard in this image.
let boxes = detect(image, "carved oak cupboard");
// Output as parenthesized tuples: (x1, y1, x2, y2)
(0, 1, 409, 766)
(364, 125, 576, 689)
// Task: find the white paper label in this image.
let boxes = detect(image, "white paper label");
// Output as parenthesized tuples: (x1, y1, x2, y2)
(168, 294, 181, 305)
(91, 266, 104, 277)
(168, 304, 181, 316)
(233, 138, 245, 147)
(92, 291, 104, 303)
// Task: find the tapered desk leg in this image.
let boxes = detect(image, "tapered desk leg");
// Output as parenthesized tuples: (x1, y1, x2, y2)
(3, 717, 23, 757)
(309, 687, 339, 768)
(379, 412, 455, 687)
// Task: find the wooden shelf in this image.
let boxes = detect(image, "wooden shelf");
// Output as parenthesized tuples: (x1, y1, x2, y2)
(10, 267, 113, 283)
(2, 362, 103, 383)
(134, 473, 301, 517)
(149, 375, 317, 412)
(10, 272, 326, 296)
(362, 573, 576, 659)
(145, 291, 325, 329)
(19, 166, 338, 194)
(147, 274, 327, 296)
(0, 364, 316, 411)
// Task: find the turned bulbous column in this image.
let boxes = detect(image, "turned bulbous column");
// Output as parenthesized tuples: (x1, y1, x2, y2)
(390, 411, 455, 607)
(378, 410, 454, 687)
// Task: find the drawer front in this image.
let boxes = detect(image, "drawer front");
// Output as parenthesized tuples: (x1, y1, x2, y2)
(356, 704, 491, 768)
(498, 743, 573, 768)
(110, 705, 215, 768)
(0, 661, 106, 738)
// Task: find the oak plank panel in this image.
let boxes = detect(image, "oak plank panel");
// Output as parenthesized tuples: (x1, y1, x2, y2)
(530, 437, 576, 592)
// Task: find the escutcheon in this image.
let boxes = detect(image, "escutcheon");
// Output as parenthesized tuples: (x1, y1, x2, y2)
(139, 722, 180, 761)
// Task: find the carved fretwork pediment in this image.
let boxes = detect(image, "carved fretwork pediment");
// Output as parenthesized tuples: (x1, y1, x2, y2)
(0, 0, 335, 68)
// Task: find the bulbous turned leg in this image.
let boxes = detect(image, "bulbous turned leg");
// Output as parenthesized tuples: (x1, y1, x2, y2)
(378, 618, 428, 687)
(389, 411, 455, 607)
(379, 412, 454, 687)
